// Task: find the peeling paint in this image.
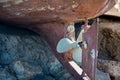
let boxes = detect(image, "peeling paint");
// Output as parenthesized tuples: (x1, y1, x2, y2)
(27, 8, 34, 11)
(37, 7, 46, 11)
(0, 0, 115, 23)
(58, 6, 62, 9)
(15, 12, 21, 16)
(73, 1, 75, 3)
(20, 7, 46, 12)
(0, 0, 10, 3)
(47, 5, 55, 10)
(114, 0, 120, 12)
(72, 2, 79, 9)
(24, 0, 28, 1)
(14, 0, 24, 4)
(53, 15, 58, 18)
(2, 4, 11, 8)
(21, 8, 27, 11)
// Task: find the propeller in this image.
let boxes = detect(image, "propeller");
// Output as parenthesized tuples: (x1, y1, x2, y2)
(56, 28, 84, 64)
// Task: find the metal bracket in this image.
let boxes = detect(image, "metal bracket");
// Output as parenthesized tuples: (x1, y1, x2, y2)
(82, 19, 98, 80)
(38, 20, 98, 80)
(63, 19, 98, 80)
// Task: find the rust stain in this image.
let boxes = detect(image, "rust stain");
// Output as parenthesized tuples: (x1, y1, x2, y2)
(0, 0, 115, 23)
(0, 0, 115, 80)
(14, 0, 24, 4)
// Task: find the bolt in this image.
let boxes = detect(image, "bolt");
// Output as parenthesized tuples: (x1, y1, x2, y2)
(67, 23, 75, 32)
(83, 41, 87, 49)
(91, 49, 95, 59)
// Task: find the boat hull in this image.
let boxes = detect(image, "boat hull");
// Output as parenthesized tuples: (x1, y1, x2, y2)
(0, 0, 115, 24)
(0, 0, 115, 79)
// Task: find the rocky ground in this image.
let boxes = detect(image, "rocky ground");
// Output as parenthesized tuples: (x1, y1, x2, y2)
(0, 23, 73, 80)
(0, 17, 120, 80)
(98, 17, 120, 80)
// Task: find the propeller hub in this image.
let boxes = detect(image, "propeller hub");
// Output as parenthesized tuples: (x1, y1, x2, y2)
(72, 42, 80, 48)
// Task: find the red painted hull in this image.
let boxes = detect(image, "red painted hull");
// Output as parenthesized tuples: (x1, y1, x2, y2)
(0, 0, 115, 24)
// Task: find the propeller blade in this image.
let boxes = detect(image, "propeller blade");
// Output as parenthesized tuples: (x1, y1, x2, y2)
(76, 29, 84, 43)
(56, 38, 74, 53)
(72, 47, 82, 65)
